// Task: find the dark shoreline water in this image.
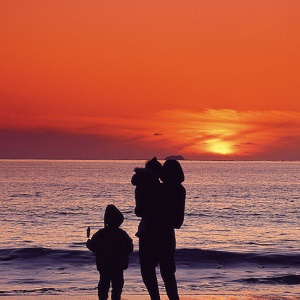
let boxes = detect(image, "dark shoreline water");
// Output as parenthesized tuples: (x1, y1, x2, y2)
(2, 247, 300, 269)
(1, 246, 299, 297)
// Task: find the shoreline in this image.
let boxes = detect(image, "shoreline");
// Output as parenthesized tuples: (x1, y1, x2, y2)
(0, 294, 298, 300)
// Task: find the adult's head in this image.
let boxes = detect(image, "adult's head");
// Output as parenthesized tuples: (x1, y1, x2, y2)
(161, 160, 185, 183)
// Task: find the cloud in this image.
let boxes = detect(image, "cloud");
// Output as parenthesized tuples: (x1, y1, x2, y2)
(136, 109, 300, 159)
(1, 109, 300, 160)
(0, 129, 156, 159)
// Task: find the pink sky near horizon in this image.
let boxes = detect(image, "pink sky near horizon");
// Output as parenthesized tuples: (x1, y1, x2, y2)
(1, 1, 300, 160)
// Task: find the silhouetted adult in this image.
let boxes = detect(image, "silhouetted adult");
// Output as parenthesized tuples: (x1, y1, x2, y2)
(133, 159, 185, 300)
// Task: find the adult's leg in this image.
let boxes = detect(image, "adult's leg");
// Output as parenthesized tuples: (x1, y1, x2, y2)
(111, 270, 124, 300)
(160, 255, 179, 300)
(139, 236, 160, 300)
(98, 271, 110, 300)
(159, 230, 179, 300)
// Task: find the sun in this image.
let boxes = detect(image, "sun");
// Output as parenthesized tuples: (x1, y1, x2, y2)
(206, 139, 234, 155)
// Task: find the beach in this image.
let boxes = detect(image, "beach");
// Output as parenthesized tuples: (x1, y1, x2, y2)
(0, 294, 298, 300)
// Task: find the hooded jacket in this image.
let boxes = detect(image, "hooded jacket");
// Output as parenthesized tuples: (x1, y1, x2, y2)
(87, 205, 133, 271)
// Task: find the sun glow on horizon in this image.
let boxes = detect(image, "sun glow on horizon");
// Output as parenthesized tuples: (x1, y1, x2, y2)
(206, 139, 235, 155)
(1, 108, 299, 159)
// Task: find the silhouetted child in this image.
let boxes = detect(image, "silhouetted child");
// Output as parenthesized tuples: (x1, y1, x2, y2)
(87, 204, 133, 300)
(131, 157, 162, 237)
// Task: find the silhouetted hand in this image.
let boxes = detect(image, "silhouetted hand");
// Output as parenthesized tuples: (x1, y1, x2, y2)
(87, 226, 91, 238)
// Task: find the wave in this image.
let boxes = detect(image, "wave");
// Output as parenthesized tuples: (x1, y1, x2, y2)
(0, 287, 93, 297)
(175, 248, 300, 267)
(0, 247, 94, 265)
(237, 274, 300, 285)
(10, 192, 42, 198)
(1, 247, 300, 269)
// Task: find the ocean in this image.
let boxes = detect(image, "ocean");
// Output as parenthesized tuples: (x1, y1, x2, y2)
(0, 160, 299, 298)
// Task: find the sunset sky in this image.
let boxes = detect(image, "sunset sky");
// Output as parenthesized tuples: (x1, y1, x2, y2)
(1, 1, 300, 160)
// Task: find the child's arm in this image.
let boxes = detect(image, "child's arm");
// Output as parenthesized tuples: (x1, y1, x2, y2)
(86, 227, 97, 252)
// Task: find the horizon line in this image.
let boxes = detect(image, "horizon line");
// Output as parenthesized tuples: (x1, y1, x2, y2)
(0, 158, 299, 162)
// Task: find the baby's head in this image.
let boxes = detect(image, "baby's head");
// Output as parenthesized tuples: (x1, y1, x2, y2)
(145, 157, 163, 177)
(104, 204, 124, 228)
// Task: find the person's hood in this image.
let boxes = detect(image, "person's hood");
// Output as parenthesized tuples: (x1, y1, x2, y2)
(104, 204, 124, 228)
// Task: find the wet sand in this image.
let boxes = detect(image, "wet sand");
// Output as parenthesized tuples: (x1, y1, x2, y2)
(0, 295, 297, 300)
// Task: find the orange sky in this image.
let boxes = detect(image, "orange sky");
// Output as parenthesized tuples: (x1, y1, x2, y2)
(1, 0, 300, 160)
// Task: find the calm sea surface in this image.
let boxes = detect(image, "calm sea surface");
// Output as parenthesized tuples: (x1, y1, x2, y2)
(0, 160, 299, 298)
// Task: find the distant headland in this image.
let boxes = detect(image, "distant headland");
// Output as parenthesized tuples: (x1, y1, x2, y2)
(164, 155, 185, 160)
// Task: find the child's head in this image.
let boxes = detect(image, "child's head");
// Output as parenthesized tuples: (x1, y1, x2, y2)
(104, 204, 124, 228)
(145, 157, 163, 177)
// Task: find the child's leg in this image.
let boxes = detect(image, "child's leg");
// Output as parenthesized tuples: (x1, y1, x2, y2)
(98, 271, 110, 300)
(111, 270, 124, 300)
